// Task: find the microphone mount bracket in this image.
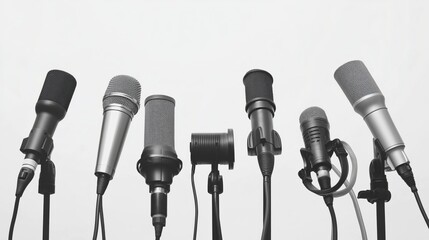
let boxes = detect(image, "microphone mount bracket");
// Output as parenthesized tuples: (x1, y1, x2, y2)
(247, 127, 282, 156)
(20, 132, 54, 164)
(298, 139, 349, 196)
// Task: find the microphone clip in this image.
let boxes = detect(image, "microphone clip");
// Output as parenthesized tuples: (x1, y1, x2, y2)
(299, 139, 349, 196)
(20, 132, 54, 164)
(247, 127, 282, 156)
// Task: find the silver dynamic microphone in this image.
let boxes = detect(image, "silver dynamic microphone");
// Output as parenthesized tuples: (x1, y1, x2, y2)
(95, 75, 141, 179)
(334, 60, 408, 170)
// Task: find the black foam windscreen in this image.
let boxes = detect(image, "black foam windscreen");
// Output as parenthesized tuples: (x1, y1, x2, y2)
(243, 69, 274, 108)
(334, 60, 382, 105)
(144, 95, 175, 149)
(38, 70, 77, 111)
(299, 106, 328, 125)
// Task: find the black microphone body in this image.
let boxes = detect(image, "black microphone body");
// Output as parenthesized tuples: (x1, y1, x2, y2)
(299, 107, 332, 190)
(17, 70, 76, 197)
(244, 70, 282, 176)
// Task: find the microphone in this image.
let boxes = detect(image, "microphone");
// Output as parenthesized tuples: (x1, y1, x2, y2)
(299, 107, 332, 190)
(94, 75, 141, 195)
(243, 69, 282, 240)
(137, 95, 182, 240)
(17, 70, 77, 197)
(243, 69, 282, 176)
(334, 60, 415, 188)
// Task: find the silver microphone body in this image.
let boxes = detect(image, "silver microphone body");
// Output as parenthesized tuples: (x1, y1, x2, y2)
(353, 93, 408, 169)
(334, 60, 409, 170)
(95, 105, 133, 177)
(94, 75, 141, 179)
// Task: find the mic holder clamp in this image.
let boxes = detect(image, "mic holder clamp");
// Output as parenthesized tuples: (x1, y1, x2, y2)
(247, 127, 282, 157)
(38, 158, 56, 195)
(208, 166, 223, 195)
(137, 145, 182, 192)
(20, 132, 54, 164)
(357, 139, 391, 240)
(357, 139, 391, 204)
(298, 139, 349, 196)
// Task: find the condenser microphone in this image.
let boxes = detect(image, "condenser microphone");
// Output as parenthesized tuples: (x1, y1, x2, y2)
(243, 69, 282, 240)
(243, 69, 282, 176)
(17, 70, 77, 197)
(137, 95, 182, 240)
(299, 107, 332, 190)
(334, 60, 415, 188)
(94, 75, 141, 194)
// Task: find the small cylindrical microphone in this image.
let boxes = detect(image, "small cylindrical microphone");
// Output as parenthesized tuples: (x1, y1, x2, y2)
(137, 95, 182, 240)
(190, 129, 235, 169)
(299, 107, 332, 189)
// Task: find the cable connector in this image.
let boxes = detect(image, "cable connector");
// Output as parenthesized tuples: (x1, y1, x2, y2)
(15, 167, 35, 197)
(96, 173, 110, 195)
(395, 163, 417, 192)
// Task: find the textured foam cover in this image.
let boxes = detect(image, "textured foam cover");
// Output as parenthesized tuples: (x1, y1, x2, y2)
(38, 70, 77, 111)
(334, 60, 382, 105)
(243, 69, 274, 105)
(103, 75, 141, 114)
(144, 95, 175, 148)
(299, 106, 328, 125)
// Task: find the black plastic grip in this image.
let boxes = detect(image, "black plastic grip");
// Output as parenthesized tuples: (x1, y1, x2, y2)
(38, 70, 77, 111)
(243, 69, 274, 111)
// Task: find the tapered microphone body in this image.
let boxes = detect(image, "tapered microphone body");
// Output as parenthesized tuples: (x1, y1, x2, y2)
(243, 70, 281, 176)
(334, 61, 408, 170)
(94, 76, 141, 184)
(334, 60, 415, 188)
(299, 107, 332, 189)
(137, 95, 182, 240)
(17, 70, 77, 197)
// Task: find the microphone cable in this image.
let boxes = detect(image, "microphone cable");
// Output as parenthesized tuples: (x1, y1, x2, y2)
(332, 141, 368, 240)
(92, 194, 106, 240)
(412, 188, 429, 228)
(327, 203, 338, 240)
(261, 175, 271, 240)
(8, 197, 21, 240)
(191, 164, 198, 240)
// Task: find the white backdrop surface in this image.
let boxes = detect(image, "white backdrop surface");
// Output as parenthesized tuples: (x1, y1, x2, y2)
(1, 1, 428, 239)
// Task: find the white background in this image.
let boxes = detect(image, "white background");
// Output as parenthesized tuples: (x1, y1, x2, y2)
(1, 1, 428, 239)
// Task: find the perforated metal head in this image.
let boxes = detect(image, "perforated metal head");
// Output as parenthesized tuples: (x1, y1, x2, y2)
(334, 60, 382, 105)
(103, 75, 141, 115)
(299, 106, 328, 125)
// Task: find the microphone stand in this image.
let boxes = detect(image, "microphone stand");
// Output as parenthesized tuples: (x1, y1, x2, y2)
(208, 164, 223, 240)
(38, 157, 56, 240)
(358, 139, 391, 240)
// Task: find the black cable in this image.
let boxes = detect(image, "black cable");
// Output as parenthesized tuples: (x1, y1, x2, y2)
(328, 204, 338, 240)
(92, 194, 102, 240)
(261, 175, 271, 240)
(212, 193, 223, 240)
(8, 197, 21, 240)
(191, 165, 198, 240)
(99, 196, 106, 240)
(43, 194, 50, 240)
(413, 191, 429, 228)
